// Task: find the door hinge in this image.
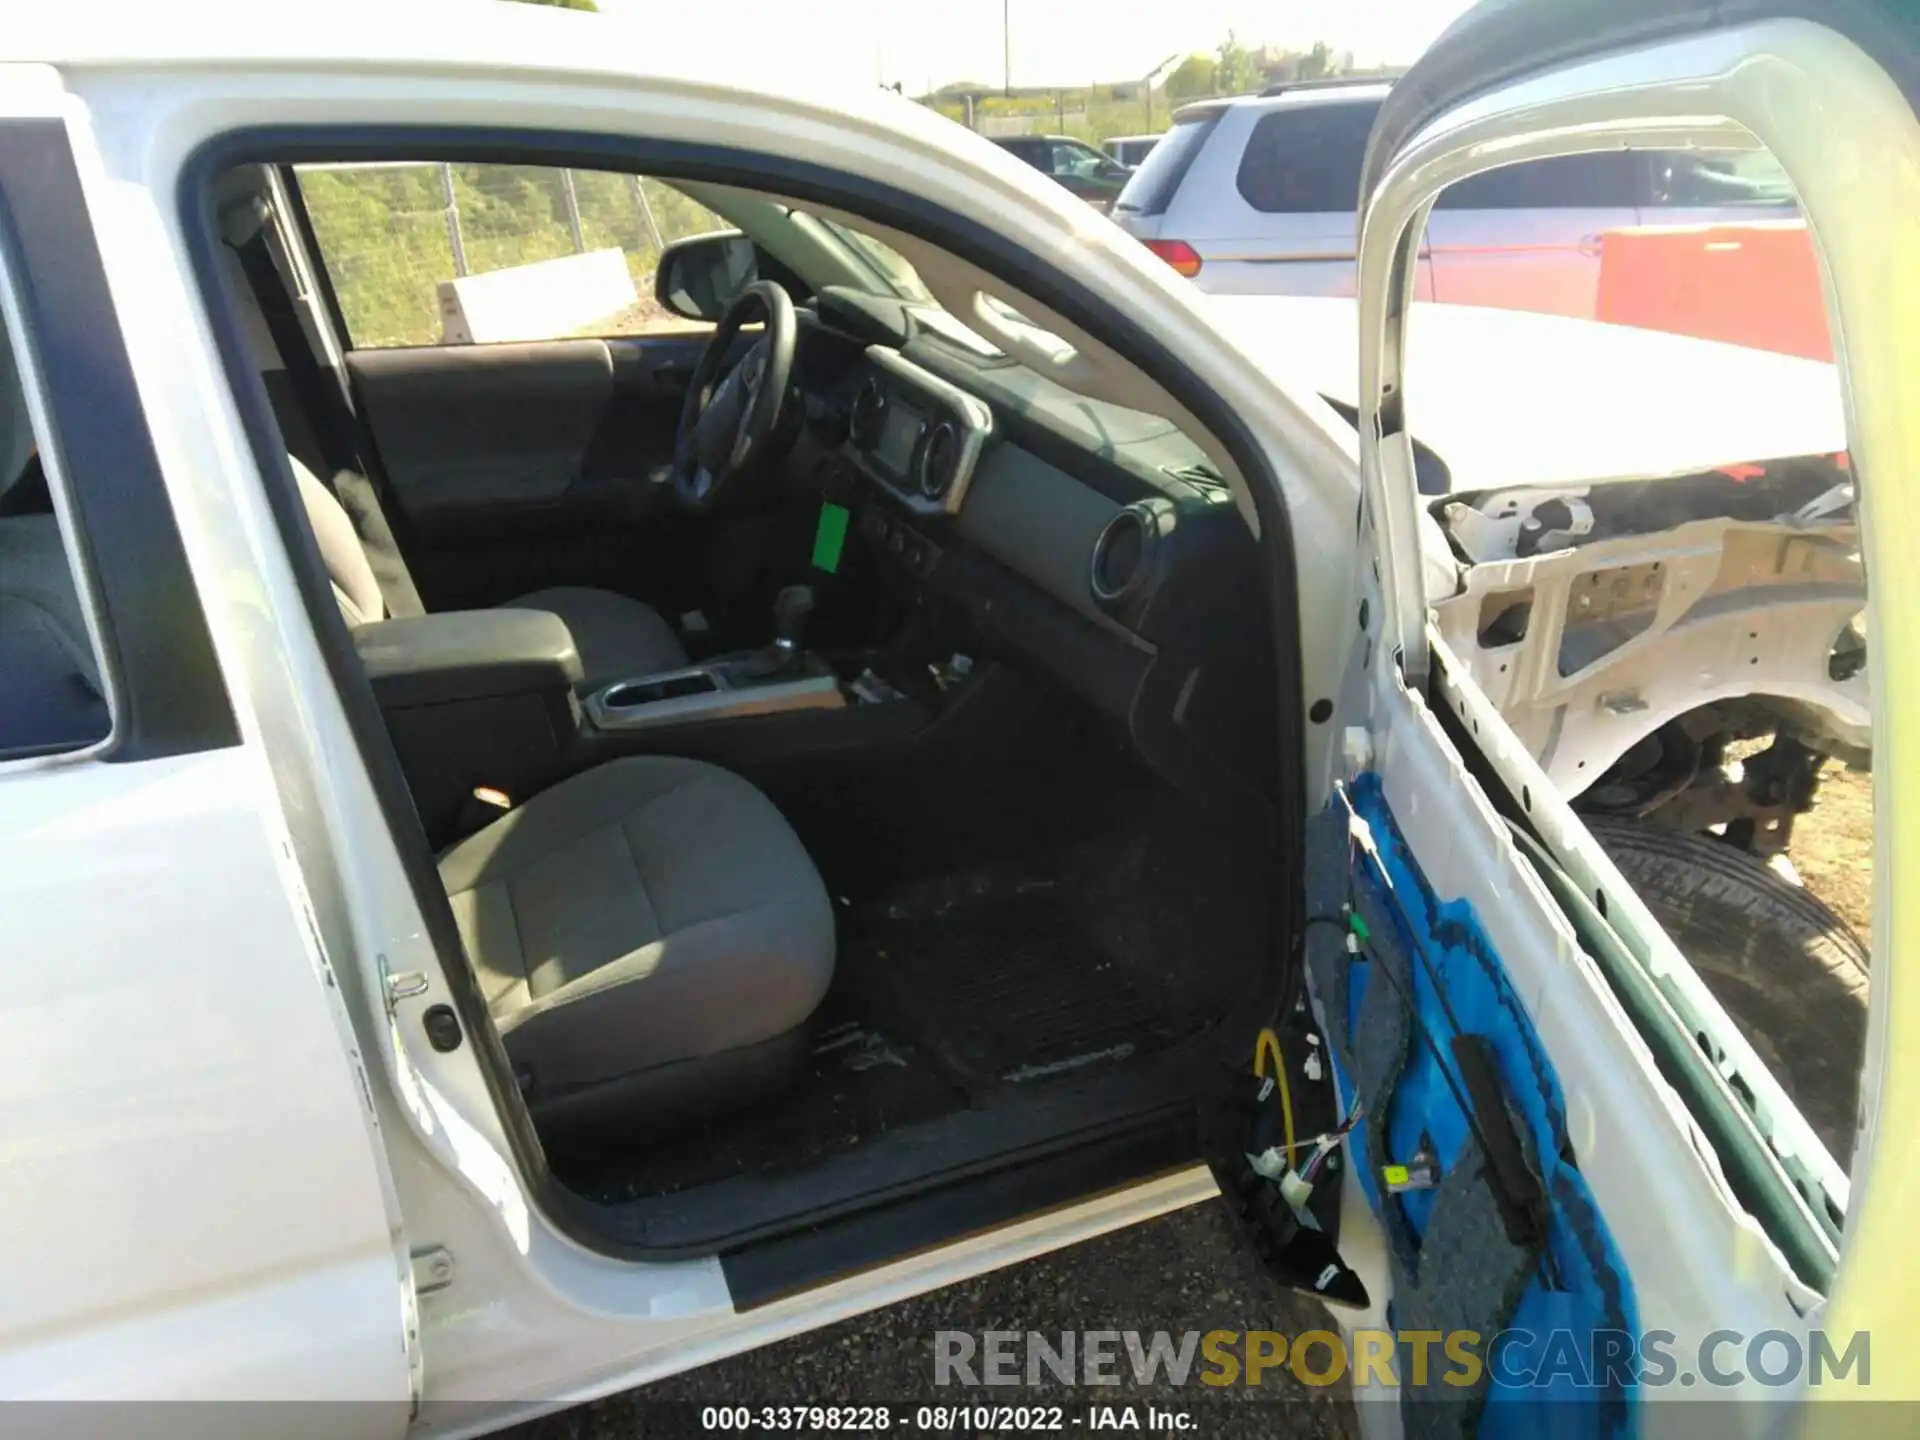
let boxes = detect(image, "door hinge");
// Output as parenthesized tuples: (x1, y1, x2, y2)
(411, 1245, 455, 1296)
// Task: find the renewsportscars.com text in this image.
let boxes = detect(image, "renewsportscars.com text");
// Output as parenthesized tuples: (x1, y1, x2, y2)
(932, 1329, 1870, 1391)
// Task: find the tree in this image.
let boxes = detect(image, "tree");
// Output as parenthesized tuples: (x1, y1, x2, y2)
(509, 0, 598, 10)
(1215, 31, 1255, 95)
(1298, 41, 1334, 82)
(1164, 53, 1217, 100)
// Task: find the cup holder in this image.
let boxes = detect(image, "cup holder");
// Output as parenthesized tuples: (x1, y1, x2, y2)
(601, 672, 720, 709)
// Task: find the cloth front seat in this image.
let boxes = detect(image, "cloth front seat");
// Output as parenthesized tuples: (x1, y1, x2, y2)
(439, 755, 836, 1141)
(294, 458, 687, 688)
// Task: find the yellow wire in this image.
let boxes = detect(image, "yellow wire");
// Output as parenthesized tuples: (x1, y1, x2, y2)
(1253, 1027, 1298, 1167)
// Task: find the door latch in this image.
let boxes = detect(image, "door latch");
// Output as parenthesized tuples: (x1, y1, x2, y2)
(379, 955, 430, 1016)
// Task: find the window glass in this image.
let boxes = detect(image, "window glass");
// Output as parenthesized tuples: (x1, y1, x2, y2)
(296, 162, 728, 348)
(0, 307, 110, 759)
(1436, 152, 1640, 209)
(1115, 111, 1219, 216)
(1048, 141, 1110, 179)
(1234, 101, 1382, 215)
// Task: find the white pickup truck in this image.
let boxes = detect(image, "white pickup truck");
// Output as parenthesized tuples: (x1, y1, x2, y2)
(1, 3, 1915, 1437)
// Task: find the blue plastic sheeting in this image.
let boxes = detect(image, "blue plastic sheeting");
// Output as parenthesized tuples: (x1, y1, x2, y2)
(1337, 775, 1641, 1438)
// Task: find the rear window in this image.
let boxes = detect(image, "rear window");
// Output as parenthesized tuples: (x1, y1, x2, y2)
(1114, 114, 1219, 216)
(1234, 101, 1382, 215)
(1436, 152, 1639, 209)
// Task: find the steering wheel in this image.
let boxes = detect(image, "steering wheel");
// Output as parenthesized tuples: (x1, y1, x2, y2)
(672, 280, 797, 512)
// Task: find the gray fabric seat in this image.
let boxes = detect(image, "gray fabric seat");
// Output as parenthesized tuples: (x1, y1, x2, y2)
(439, 755, 836, 1140)
(294, 457, 687, 688)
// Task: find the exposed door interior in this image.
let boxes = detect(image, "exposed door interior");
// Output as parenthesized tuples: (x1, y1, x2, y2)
(1301, 14, 1889, 1426)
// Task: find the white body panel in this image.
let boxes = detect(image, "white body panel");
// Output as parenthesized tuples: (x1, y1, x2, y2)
(1205, 295, 1846, 491)
(0, 744, 411, 1424)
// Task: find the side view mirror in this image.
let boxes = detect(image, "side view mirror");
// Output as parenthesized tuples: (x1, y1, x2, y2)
(655, 230, 758, 323)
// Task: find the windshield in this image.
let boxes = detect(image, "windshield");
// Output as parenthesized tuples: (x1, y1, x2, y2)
(817, 218, 936, 303)
(811, 214, 1073, 363)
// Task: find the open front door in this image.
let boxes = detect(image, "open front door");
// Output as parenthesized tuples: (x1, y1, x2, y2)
(1221, 4, 1920, 1437)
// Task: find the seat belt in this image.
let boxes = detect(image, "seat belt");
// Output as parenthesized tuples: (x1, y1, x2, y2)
(229, 210, 358, 478)
(225, 201, 425, 618)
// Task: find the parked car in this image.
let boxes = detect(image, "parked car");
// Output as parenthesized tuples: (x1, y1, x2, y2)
(1114, 76, 1802, 321)
(1101, 133, 1162, 169)
(0, 0, 1911, 1432)
(989, 132, 1131, 209)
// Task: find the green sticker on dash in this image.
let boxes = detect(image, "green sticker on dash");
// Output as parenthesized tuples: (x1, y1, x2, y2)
(812, 501, 850, 574)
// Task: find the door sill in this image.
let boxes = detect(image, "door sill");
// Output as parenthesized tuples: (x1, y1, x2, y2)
(545, 1042, 1218, 1267)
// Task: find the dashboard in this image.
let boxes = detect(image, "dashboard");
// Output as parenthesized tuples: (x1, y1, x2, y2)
(799, 289, 1280, 809)
(846, 348, 994, 516)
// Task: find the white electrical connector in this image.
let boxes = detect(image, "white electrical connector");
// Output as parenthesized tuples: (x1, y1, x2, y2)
(1279, 1170, 1315, 1211)
(1247, 1147, 1289, 1180)
(1303, 1049, 1323, 1082)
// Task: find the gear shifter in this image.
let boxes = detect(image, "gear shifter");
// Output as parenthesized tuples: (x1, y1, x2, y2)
(735, 584, 815, 681)
(772, 584, 814, 666)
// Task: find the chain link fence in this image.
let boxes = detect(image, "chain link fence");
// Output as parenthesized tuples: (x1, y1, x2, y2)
(296, 161, 726, 347)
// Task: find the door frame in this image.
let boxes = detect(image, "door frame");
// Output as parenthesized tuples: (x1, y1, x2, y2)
(0, 75, 414, 1417)
(130, 40, 1347, 1399)
(1352, 10, 1920, 1391)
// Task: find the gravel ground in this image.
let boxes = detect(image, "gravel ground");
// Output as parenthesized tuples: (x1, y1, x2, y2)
(507, 1199, 1358, 1439)
(1788, 763, 1873, 943)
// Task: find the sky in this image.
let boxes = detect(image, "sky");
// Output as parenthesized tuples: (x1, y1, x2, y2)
(594, 0, 1476, 92)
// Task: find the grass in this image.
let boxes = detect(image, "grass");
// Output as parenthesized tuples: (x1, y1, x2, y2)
(299, 163, 723, 348)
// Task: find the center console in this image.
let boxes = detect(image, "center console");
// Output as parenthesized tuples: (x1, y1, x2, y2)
(586, 656, 842, 731)
(358, 586, 979, 849)
(354, 608, 583, 844)
(583, 585, 845, 733)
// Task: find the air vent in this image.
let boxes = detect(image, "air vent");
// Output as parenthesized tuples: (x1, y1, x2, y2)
(1090, 503, 1158, 606)
(850, 379, 888, 448)
(917, 421, 960, 500)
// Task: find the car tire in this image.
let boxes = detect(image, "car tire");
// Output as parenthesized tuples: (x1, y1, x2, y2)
(1584, 816, 1868, 1166)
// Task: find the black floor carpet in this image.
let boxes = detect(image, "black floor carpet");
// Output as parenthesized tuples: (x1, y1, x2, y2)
(839, 855, 1186, 1092)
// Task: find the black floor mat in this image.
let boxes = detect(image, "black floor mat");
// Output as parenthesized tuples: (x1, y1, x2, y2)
(568, 1008, 965, 1203)
(844, 864, 1184, 1090)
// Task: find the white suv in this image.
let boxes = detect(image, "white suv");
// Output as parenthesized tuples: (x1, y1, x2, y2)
(1113, 78, 1800, 317)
